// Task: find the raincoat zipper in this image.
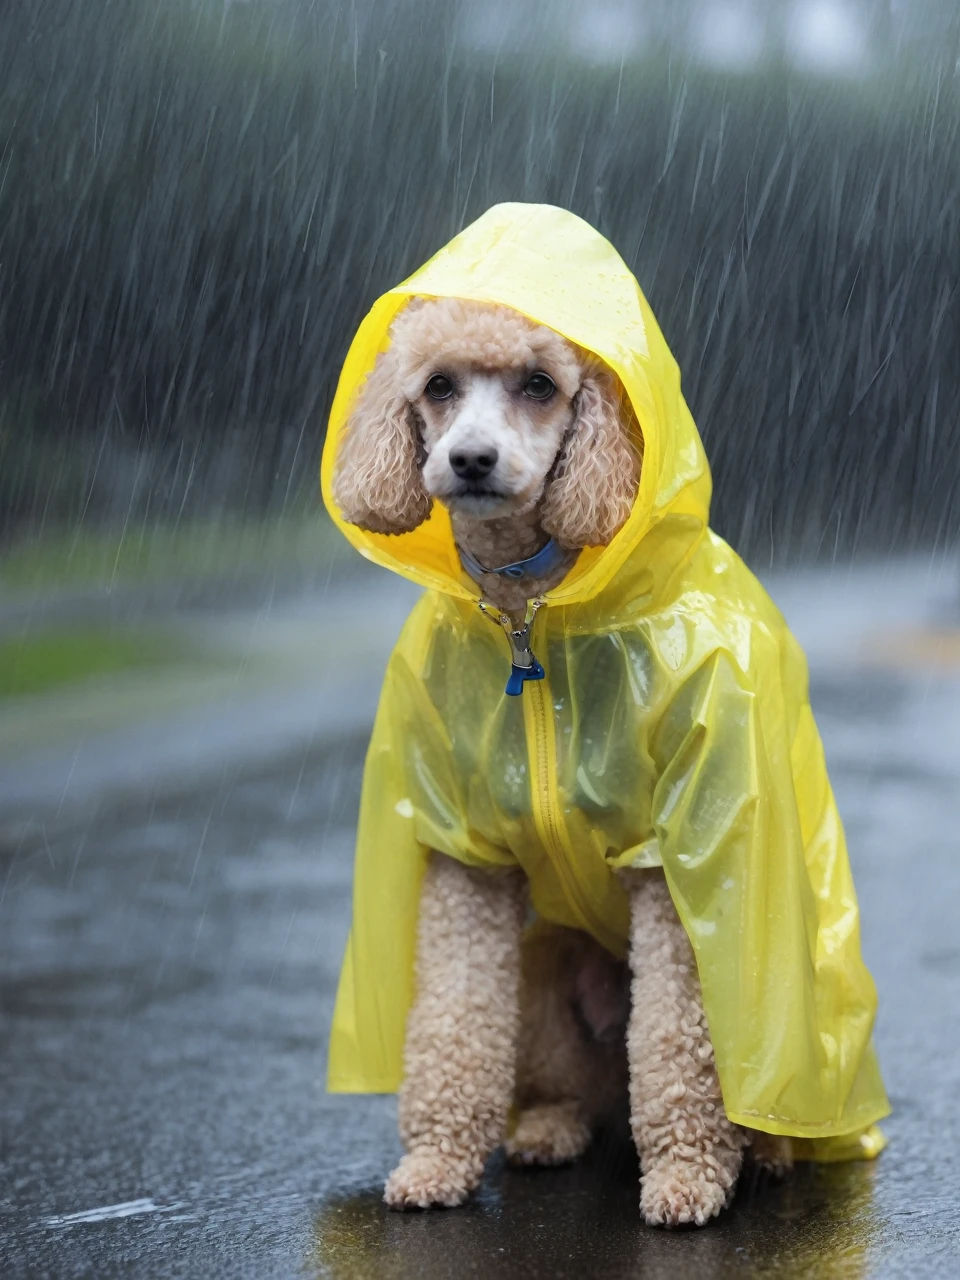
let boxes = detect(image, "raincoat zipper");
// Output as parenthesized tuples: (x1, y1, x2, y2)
(521, 611, 621, 951)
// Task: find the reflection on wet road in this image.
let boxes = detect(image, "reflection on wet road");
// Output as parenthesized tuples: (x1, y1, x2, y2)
(315, 1146, 886, 1279)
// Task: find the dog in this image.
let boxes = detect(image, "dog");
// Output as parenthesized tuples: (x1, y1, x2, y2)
(330, 296, 791, 1225)
(324, 203, 887, 1229)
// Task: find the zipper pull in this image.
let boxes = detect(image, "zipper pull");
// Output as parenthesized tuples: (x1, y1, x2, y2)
(499, 606, 545, 697)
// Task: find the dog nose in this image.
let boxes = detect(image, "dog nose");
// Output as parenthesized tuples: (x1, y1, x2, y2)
(449, 448, 498, 481)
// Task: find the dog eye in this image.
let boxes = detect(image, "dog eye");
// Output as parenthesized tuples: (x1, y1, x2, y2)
(425, 374, 454, 401)
(524, 373, 555, 401)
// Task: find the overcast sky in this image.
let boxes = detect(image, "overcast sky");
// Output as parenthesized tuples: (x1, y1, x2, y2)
(458, 0, 959, 74)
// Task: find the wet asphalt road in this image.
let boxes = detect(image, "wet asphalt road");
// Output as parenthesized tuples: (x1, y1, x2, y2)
(2, 565, 960, 1278)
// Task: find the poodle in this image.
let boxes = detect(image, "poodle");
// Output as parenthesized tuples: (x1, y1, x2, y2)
(332, 296, 790, 1226)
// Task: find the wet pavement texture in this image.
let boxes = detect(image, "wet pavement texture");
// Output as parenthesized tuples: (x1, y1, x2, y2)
(2, 568, 960, 1278)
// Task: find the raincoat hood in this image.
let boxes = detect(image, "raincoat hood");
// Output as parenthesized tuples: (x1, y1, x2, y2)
(322, 204, 889, 1162)
(321, 202, 710, 613)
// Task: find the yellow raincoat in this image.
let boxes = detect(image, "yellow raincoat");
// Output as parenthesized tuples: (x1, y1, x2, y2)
(321, 203, 889, 1160)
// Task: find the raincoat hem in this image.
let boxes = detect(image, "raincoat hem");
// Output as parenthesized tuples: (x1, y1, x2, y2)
(327, 1076, 400, 1095)
(726, 1103, 891, 1142)
(797, 1125, 887, 1163)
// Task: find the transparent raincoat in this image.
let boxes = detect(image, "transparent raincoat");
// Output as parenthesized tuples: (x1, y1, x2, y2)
(321, 203, 889, 1159)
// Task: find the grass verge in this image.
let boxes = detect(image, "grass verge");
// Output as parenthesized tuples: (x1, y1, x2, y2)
(0, 511, 344, 596)
(0, 628, 188, 699)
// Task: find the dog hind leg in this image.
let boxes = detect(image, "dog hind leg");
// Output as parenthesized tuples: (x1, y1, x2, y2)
(748, 1130, 794, 1178)
(506, 924, 627, 1168)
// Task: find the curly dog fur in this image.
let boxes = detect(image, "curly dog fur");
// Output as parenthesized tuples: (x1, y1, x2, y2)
(386, 855, 527, 1208)
(333, 298, 787, 1226)
(333, 297, 641, 615)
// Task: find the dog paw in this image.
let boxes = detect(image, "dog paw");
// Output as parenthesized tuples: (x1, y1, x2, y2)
(384, 1149, 477, 1210)
(505, 1103, 592, 1167)
(748, 1132, 794, 1179)
(640, 1160, 734, 1228)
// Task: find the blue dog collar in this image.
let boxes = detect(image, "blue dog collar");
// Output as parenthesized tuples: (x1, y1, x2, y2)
(457, 537, 570, 583)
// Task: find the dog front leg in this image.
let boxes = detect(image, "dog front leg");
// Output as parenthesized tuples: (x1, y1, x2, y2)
(385, 852, 526, 1209)
(623, 869, 746, 1227)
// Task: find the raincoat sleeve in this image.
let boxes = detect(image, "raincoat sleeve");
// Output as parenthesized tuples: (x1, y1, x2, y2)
(646, 640, 890, 1147)
(326, 597, 517, 1094)
(325, 643, 431, 1093)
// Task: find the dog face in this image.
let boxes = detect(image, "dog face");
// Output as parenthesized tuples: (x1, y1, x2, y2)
(332, 297, 641, 548)
(405, 344, 580, 521)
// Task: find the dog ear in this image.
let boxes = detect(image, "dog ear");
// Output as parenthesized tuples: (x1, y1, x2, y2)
(331, 349, 432, 535)
(540, 370, 641, 550)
